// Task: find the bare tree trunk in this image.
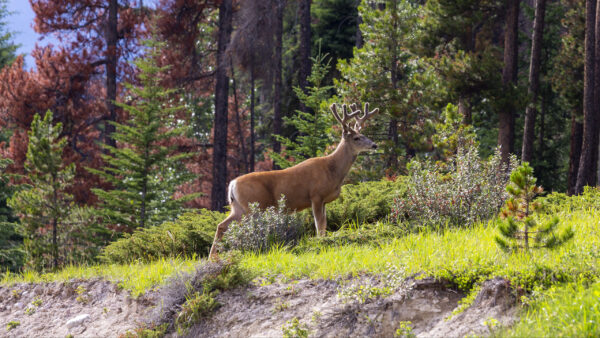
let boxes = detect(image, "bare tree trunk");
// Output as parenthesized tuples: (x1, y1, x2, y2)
(355, 0, 363, 48)
(104, 0, 118, 149)
(499, 0, 520, 164)
(458, 96, 471, 125)
(231, 61, 248, 174)
(537, 94, 546, 155)
(522, 0, 546, 163)
(575, 0, 597, 194)
(211, 0, 233, 211)
(387, 118, 398, 168)
(568, 114, 584, 195)
(593, 0, 600, 184)
(298, 0, 311, 114)
(250, 63, 255, 172)
(272, 0, 284, 169)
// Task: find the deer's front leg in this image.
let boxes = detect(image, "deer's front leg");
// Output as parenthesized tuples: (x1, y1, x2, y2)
(311, 199, 327, 236)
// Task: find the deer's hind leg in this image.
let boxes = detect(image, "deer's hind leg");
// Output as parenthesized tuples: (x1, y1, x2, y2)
(209, 200, 245, 260)
(311, 199, 327, 236)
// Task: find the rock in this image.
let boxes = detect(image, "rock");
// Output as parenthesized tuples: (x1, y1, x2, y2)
(66, 314, 91, 328)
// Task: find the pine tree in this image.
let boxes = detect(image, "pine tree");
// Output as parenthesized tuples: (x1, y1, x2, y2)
(89, 40, 197, 230)
(0, 158, 24, 272)
(8, 111, 106, 270)
(271, 52, 334, 168)
(495, 163, 574, 252)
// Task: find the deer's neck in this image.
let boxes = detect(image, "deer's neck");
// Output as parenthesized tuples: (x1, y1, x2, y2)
(328, 138, 356, 183)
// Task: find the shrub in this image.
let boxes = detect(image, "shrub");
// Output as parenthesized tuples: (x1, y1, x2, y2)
(100, 209, 225, 263)
(538, 186, 600, 214)
(326, 179, 406, 230)
(293, 222, 405, 254)
(391, 145, 516, 229)
(223, 196, 305, 253)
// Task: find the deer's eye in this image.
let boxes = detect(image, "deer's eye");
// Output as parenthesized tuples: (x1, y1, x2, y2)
(353, 136, 360, 141)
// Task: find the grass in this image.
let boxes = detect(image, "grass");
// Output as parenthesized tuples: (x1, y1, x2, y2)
(1, 257, 199, 297)
(507, 281, 600, 337)
(241, 209, 600, 291)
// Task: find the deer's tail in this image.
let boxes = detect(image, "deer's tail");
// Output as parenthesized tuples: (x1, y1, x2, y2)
(227, 179, 237, 204)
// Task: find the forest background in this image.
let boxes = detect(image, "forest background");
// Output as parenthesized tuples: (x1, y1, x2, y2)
(0, 0, 598, 272)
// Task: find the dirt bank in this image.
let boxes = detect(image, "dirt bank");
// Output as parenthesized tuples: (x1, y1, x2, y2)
(0, 272, 519, 337)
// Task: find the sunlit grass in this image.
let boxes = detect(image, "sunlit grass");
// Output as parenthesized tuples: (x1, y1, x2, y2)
(1, 257, 200, 297)
(507, 281, 600, 337)
(241, 209, 600, 291)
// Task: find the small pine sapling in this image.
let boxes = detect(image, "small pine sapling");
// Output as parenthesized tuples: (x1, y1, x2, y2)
(495, 163, 574, 252)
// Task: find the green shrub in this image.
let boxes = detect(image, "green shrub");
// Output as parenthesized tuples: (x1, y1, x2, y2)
(326, 179, 406, 230)
(100, 209, 225, 263)
(223, 196, 305, 253)
(391, 145, 516, 229)
(538, 186, 600, 214)
(293, 222, 404, 254)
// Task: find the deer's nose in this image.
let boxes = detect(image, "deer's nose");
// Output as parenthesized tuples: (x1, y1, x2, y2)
(372, 144, 378, 149)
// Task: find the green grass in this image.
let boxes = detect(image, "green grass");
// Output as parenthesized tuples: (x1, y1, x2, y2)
(507, 281, 600, 337)
(1, 257, 199, 297)
(241, 209, 600, 291)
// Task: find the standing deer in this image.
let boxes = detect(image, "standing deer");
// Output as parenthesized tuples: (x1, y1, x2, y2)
(209, 102, 379, 258)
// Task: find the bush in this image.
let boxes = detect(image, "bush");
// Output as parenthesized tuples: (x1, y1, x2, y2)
(293, 222, 405, 254)
(100, 209, 225, 263)
(326, 179, 406, 230)
(538, 186, 600, 214)
(223, 196, 305, 252)
(391, 145, 516, 229)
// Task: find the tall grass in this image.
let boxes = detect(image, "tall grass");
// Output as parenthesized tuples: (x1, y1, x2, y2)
(508, 281, 600, 337)
(241, 209, 600, 291)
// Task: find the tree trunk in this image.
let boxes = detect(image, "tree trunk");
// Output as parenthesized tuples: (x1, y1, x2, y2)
(593, 0, 600, 184)
(355, 0, 363, 48)
(272, 0, 284, 169)
(104, 0, 118, 149)
(250, 63, 255, 172)
(575, 0, 597, 194)
(140, 178, 146, 228)
(298, 0, 311, 114)
(568, 114, 584, 195)
(537, 93, 546, 155)
(458, 96, 471, 125)
(231, 62, 248, 174)
(498, 0, 520, 164)
(522, 0, 546, 163)
(387, 118, 399, 169)
(52, 175, 58, 269)
(211, 0, 233, 211)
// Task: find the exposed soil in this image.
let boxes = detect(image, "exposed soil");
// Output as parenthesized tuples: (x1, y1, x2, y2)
(187, 276, 518, 338)
(0, 270, 519, 337)
(0, 278, 155, 338)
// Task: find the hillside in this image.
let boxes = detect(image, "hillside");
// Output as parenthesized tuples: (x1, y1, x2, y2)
(1, 201, 599, 337)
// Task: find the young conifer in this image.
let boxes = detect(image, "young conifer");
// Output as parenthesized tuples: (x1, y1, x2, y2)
(7, 111, 107, 270)
(0, 158, 24, 272)
(89, 39, 197, 230)
(495, 163, 574, 252)
(271, 51, 334, 168)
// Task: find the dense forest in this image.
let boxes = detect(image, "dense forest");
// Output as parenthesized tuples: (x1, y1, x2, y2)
(0, 0, 597, 271)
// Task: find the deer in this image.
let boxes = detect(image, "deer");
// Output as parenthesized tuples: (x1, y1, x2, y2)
(209, 102, 379, 259)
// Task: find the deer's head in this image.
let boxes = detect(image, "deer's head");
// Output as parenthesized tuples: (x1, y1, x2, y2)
(330, 102, 379, 154)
